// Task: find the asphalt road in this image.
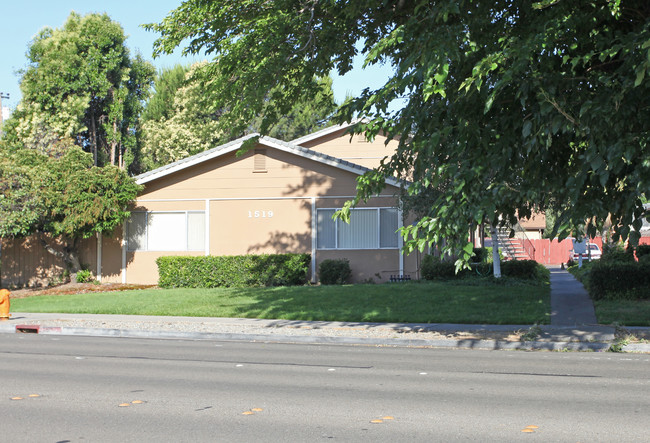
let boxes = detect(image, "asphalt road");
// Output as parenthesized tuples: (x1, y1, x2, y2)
(1, 334, 649, 442)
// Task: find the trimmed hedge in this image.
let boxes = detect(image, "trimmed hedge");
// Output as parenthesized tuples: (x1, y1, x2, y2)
(318, 258, 352, 285)
(585, 261, 650, 300)
(601, 245, 635, 263)
(636, 244, 650, 260)
(420, 255, 492, 280)
(472, 247, 488, 263)
(421, 256, 543, 281)
(501, 260, 540, 279)
(156, 254, 310, 288)
(421, 255, 457, 280)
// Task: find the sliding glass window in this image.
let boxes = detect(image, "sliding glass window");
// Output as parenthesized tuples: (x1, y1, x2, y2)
(127, 211, 205, 252)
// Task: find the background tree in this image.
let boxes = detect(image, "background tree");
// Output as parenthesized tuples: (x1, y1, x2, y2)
(139, 62, 223, 171)
(149, 0, 650, 267)
(139, 63, 336, 172)
(0, 144, 141, 275)
(5, 12, 155, 168)
(250, 76, 337, 141)
(141, 64, 190, 124)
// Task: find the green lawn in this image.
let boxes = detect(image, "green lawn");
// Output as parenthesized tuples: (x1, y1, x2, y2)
(593, 299, 650, 327)
(568, 263, 650, 326)
(11, 280, 551, 325)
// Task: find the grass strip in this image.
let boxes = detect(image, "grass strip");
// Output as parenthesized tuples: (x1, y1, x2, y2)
(593, 299, 650, 327)
(568, 262, 650, 326)
(12, 280, 550, 325)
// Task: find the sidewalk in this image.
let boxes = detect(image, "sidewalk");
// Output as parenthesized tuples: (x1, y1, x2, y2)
(549, 266, 598, 326)
(1, 269, 649, 352)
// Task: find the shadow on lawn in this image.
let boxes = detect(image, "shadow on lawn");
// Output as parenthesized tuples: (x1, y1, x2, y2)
(218, 284, 547, 343)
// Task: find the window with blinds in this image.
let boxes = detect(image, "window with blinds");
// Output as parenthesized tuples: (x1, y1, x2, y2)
(316, 208, 399, 249)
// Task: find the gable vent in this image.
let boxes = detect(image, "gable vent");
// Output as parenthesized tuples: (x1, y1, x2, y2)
(356, 133, 370, 143)
(253, 149, 267, 172)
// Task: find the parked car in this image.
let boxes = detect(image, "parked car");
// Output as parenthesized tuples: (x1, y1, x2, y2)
(570, 243, 602, 261)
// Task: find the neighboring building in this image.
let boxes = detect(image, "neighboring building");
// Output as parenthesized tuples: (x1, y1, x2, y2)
(642, 203, 650, 235)
(1, 124, 424, 287)
(518, 212, 546, 240)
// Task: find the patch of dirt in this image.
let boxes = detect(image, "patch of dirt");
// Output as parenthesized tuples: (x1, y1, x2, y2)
(7, 283, 157, 298)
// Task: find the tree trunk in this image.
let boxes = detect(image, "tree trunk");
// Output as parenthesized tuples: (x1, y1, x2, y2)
(90, 114, 98, 167)
(39, 235, 82, 282)
(110, 120, 117, 166)
(491, 226, 502, 278)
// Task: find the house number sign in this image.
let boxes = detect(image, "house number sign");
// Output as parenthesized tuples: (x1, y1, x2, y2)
(248, 210, 274, 218)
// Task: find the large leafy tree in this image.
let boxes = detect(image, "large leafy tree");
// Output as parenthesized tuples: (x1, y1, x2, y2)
(139, 63, 336, 172)
(0, 145, 141, 274)
(149, 1, 650, 265)
(5, 12, 155, 169)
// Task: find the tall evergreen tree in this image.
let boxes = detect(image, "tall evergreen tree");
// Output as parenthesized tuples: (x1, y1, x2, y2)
(6, 12, 155, 168)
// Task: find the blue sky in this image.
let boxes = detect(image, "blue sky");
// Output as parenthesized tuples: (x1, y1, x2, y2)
(0, 1, 391, 116)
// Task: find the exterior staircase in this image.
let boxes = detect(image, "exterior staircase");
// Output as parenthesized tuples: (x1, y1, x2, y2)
(496, 224, 535, 261)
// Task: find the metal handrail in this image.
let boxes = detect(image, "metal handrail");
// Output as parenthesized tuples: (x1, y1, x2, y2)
(512, 222, 536, 260)
(496, 223, 536, 261)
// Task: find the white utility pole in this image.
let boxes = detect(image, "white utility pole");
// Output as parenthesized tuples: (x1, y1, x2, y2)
(491, 226, 502, 278)
(0, 92, 9, 133)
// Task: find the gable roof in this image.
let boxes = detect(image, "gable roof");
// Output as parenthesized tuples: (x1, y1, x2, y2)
(290, 121, 357, 146)
(135, 133, 403, 188)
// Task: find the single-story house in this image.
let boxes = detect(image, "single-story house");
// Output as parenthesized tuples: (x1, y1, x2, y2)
(1, 123, 424, 287)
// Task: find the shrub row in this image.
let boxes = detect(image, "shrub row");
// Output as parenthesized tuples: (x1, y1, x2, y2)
(421, 256, 543, 281)
(500, 259, 543, 280)
(585, 261, 650, 300)
(636, 244, 650, 260)
(156, 254, 310, 288)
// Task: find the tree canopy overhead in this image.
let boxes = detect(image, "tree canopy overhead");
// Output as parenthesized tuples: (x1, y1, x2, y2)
(149, 1, 650, 263)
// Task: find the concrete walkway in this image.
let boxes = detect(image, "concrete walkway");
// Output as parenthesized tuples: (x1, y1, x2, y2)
(549, 266, 598, 327)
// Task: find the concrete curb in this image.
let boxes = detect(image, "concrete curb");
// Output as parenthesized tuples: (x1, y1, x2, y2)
(3, 321, 649, 353)
(3, 312, 649, 353)
(8, 325, 614, 351)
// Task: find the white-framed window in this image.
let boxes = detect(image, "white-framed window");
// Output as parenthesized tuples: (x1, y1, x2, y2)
(316, 208, 399, 250)
(127, 211, 205, 252)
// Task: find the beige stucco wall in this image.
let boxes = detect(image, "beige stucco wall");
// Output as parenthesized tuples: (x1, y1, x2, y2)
(116, 141, 410, 285)
(297, 127, 399, 170)
(315, 249, 421, 284)
(209, 199, 312, 256)
(138, 148, 366, 201)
